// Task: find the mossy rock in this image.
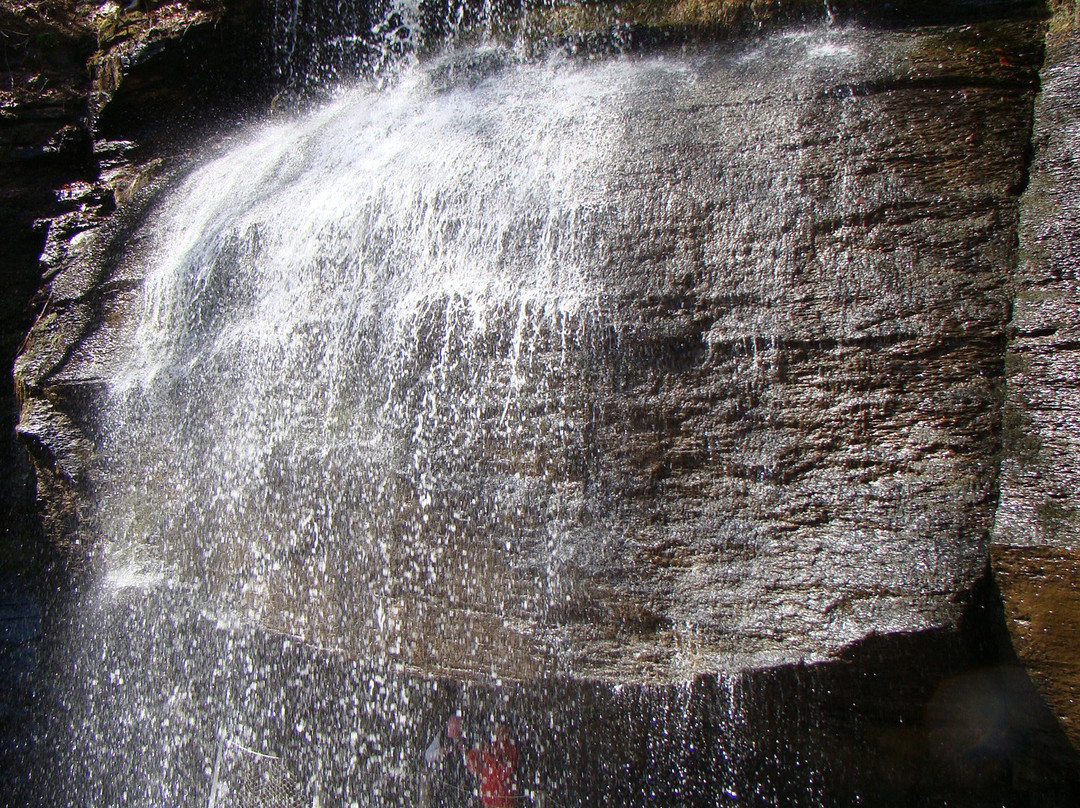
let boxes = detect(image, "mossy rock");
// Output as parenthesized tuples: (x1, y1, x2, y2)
(524, 0, 825, 45)
(1049, 0, 1080, 34)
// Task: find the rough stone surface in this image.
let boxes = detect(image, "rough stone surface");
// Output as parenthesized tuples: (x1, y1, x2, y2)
(992, 545, 1080, 747)
(994, 30, 1080, 551)
(529, 0, 1041, 44)
(0, 5, 96, 801)
(992, 19, 1080, 751)
(6, 0, 1080, 804)
(549, 22, 1042, 680)
(0, 1, 94, 575)
(7, 0, 265, 572)
(0, 2, 264, 802)
(31, 19, 1044, 684)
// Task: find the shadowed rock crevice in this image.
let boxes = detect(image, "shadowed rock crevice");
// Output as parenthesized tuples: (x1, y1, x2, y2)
(992, 8, 1080, 748)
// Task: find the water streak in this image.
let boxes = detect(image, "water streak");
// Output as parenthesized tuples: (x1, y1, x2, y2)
(97, 50, 657, 677)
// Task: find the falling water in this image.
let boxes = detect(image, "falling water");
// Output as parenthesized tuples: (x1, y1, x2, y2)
(39, 13, 1075, 808)
(97, 47, 631, 678)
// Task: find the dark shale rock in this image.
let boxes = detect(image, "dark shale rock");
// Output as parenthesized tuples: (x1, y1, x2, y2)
(8, 0, 266, 574)
(0, 6, 95, 799)
(0, 2, 93, 565)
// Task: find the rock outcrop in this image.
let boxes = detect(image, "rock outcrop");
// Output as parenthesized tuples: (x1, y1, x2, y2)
(6, 0, 264, 570)
(5, 0, 1080, 804)
(15, 8, 1045, 683)
(0, 4, 95, 798)
(993, 3, 1080, 749)
(0, 1, 93, 582)
(0, 1, 261, 801)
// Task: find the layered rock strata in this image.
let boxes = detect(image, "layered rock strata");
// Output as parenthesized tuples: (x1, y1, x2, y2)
(6, 0, 1080, 804)
(993, 7, 1080, 748)
(9, 0, 263, 568)
(16, 15, 1045, 683)
(1, 1, 261, 800)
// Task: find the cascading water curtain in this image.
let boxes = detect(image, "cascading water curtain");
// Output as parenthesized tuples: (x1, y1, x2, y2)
(262, 0, 537, 90)
(47, 9, 1060, 805)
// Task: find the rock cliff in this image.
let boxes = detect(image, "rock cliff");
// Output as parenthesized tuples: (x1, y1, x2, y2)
(10, 0, 1050, 680)
(4, 0, 1080, 803)
(5, 0, 263, 566)
(992, 0, 1080, 748)
(0, 1, 261, 800)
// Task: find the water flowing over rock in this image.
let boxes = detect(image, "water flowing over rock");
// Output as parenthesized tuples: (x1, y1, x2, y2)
(8, 0, 1080, 805)
(58, 23, 1039, 684)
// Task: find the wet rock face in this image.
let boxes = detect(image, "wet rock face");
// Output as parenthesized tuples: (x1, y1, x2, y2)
(993, 24, 1080, 748)
(0, 3, 94, 571)
(993, 546, 1080, 747)
(10, 2, 1080, 805)
(19, 18, 1044, 684)
(7, 0, 265, 564)
(0, 6, 263, 797)
(544, 23, 1041, 680)
(995, 31, 1080, 552)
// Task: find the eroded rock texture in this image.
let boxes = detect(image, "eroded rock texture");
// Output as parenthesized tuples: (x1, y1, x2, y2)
(993, 20, 1080, 748)
(16, 18, 1044, 684)
(0, 2, 93, 586)
(9, 0, 264, 564)
(1, 2, 262, 801)
(7, 1, 1080, 806)
(542, 22, 1042, 680)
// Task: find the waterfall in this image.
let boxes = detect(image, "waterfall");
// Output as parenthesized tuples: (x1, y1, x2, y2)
(76, 47, 786, 808)
(96, 49, 636, 677)
(43, 11, 1068, 805)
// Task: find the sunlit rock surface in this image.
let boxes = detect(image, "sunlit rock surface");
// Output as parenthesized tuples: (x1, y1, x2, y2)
(993, 21, 1080, 748)
(11, 2, 1080, 806)
(18, 20, 1042, 684)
